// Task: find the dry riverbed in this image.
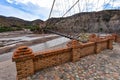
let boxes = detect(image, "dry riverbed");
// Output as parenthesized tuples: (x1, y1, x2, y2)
(0, 31, 60, 54)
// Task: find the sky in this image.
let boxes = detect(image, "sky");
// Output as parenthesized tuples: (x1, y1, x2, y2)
(0, 0, 120, 21)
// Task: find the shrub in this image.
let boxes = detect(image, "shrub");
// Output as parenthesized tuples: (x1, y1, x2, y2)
(0, 26, 22, 32)
(0, 26, 13, 32)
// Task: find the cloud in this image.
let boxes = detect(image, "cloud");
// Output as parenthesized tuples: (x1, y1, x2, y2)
(50, 0, 107, 17)
(4, 0, 120, 20)
(0, 4, 40, 21)
(110, 0, 120, 8)
(5, 0, 53, 20)
(6, 0, 53, 8)
(6, 0, 13, 3)
(19, 3, 50, 20)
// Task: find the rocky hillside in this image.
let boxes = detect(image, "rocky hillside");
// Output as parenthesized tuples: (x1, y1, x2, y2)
(46, 10, 120, 34)
(0, 10, 120, 33)
(0, 15, 44, 28)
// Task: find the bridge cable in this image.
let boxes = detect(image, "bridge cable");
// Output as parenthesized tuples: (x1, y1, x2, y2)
(77, 0, 81, 13)
(62, 0, 79, 17)
(68, 0, 72, 16)
(48, 0, 56, 19)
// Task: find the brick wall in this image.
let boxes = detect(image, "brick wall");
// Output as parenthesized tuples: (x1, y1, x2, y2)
(116, 35, 120, 43)
(112, 34, 120, 43)
(71, 40, 96, 62)
(33, 47, 72, 72)
(12, 35, 113, 80)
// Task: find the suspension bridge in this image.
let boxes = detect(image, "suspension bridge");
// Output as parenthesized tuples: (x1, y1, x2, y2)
(43, 0, 119, 41)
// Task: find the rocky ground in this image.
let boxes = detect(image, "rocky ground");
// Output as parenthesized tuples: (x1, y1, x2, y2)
(28, 43, 120, 80)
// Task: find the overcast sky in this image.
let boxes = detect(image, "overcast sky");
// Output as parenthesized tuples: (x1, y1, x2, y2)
(0, 0, 120, 21)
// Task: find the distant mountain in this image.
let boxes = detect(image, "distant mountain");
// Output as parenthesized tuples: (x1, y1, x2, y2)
(46, 10, 120, 33)
(0, 15, 44, 28)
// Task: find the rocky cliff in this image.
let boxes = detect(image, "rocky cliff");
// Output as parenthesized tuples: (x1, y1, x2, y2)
(46, 10, 120, 34)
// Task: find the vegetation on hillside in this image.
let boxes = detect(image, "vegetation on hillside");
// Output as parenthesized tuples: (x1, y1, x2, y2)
(0, 26, 22, 32)
(0, 15, 44, 33)
(24, 26, 42, 32)
(0, 25, 42, 33)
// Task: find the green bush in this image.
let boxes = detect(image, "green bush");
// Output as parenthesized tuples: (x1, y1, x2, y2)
(0, 27, 13, 32)
(0, 25, 41, 33)
(0, 26, 22, 32)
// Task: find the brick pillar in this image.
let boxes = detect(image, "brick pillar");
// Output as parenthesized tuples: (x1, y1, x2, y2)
(112, 33, 117, 42)
(107, 38, 113, 50)
(116, 35, 120, 43)
(71, 40, 82, 62)
(93, 37, 101, 54)
(12, 46, 34, 80)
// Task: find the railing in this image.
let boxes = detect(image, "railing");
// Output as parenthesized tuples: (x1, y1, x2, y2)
(44, 29, 79, 40)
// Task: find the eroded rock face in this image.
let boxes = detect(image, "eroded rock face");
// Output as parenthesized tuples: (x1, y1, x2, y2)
(46, 10, 120, 34)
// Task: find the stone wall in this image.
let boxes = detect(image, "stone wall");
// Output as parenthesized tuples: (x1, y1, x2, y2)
(12, 35, 114, 80)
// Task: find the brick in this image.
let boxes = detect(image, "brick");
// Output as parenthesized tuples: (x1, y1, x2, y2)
(13, 35, 114, 79)
(13, 46, 34, 80)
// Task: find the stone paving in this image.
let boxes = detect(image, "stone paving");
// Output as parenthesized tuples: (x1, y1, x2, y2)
(28, 43, 120, 80)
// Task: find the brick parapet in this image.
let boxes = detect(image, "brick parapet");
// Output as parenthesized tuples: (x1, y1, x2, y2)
(112, 33, 117, 42)
(12, 34, 114, 79)
(116, 35, 120, 43)
(33, 46, 72, 72)
(107, 38, 113, 50)
(12, 46, 34, 80)
(111, 33, 120, 43)
(34, 47, 72, 58)
(12, 46, 34, 61)
(71, 40, 96, 62)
